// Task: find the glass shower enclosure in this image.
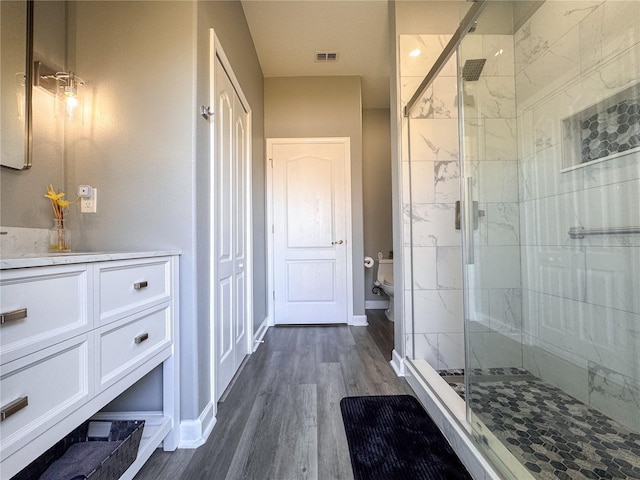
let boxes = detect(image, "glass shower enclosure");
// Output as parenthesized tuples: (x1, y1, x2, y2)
(405, 0, 640, 478)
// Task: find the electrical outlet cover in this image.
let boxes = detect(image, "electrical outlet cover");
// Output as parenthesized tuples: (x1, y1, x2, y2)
(80, 188, 97, 213)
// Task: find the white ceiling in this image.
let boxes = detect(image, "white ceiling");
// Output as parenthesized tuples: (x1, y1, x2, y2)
(241, 0, 391, 109)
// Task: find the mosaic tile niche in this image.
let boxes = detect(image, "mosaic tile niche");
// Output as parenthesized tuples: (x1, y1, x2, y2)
(563, 83, 640, 170)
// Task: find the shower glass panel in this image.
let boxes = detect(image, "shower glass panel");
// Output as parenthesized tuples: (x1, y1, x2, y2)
(459, 0, 640, 477)
(403, 34, 463, 372)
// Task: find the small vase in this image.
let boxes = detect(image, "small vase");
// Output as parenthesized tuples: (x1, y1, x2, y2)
(48, 218, 71, 252)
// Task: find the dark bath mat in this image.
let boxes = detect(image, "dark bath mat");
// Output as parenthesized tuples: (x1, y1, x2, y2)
(340, 395, 472, 480)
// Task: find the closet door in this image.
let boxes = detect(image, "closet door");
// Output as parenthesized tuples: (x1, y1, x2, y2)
(213, 55, 248, 401)
(232, 92, 248, 372)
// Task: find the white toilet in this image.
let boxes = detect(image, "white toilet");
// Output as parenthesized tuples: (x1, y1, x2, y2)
(375, 259, 394, 322)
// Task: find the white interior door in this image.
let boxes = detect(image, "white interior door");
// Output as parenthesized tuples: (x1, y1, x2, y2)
(269, 138, 351, 324)
(213, 51, 249, 401)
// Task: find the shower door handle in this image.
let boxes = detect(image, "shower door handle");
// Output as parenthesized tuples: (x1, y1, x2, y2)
(464, 177, 475, 265)
(456, 200, 484, 231)
(458, 179, 484, 265)
(471, 202, 484, 229)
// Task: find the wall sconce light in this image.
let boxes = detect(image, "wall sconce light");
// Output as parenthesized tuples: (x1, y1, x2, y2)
(54, 71, 84, 121)
(33, 61, 85, 122)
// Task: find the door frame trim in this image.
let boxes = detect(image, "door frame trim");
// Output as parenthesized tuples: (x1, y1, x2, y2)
(209, 29, 253, 405)
(266, 137, 354, 326)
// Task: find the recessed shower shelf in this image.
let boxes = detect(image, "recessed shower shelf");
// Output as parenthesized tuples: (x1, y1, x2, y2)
(562, 82, 640, 172)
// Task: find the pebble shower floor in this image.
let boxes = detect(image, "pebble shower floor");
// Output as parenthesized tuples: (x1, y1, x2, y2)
(438, 368, 640, 479)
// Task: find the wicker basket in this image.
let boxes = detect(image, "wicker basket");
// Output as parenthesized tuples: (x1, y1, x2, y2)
(12, 419, 145, 480)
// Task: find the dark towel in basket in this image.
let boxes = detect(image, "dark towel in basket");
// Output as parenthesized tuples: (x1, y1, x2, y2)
(39, 441, 123, 480)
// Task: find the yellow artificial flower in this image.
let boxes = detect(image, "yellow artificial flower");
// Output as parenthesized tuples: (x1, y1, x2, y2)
(44, 184, 74, 220)
(44, 191, 63, 201)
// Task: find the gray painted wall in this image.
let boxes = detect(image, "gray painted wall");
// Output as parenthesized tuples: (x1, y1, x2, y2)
(264, 76, 365, 317)
(389, 0, 404, 356)
(63, 0, 264, 422)
(362, 109, 392, 303)
(395, 1, 470, 35)
(66, 0, 196, 418)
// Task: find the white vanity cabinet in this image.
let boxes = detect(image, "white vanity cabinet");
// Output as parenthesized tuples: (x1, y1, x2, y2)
(0, 252, 180, 480)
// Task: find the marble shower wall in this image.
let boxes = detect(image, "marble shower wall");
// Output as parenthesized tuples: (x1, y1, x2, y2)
(458, 34, 523, 371)
(515, 0, 640, 432)
(400, 35, 466, 370)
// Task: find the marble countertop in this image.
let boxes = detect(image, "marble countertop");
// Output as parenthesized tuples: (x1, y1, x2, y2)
(1, 250, 181, 270)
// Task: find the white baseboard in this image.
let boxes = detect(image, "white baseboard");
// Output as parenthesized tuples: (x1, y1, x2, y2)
(179, 401, 216, 449)
(390, 349, 405, 377)
(253, 316, 269, 351)
(365, 300, 390, 310)
(349, 314, 368, 326)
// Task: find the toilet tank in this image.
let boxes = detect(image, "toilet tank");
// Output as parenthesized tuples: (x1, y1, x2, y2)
(377, 259, 393, 283)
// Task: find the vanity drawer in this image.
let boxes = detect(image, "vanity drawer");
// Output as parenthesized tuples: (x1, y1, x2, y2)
(96, 305, 172, 391)
(0, 335, 91, 461)
(97, 257, 171, 325)
(0, 265, 90, 365)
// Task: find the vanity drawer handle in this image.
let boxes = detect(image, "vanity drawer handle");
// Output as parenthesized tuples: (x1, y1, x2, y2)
(0, 308, 28, 325)
(1, 396, 28, 421)
(133, 281, 148, 290)
(134, 333, 149, 344)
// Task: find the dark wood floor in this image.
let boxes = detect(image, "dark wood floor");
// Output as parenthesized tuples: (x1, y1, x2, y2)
(134, 311, 410, 480)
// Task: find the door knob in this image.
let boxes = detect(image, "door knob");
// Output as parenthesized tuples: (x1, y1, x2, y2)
(331, 240, 344, 245)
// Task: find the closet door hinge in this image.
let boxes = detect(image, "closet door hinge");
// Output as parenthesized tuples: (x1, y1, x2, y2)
(269, 158, 273, 168)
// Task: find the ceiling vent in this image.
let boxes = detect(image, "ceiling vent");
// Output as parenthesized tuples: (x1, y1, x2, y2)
(315, 52, 339, 62)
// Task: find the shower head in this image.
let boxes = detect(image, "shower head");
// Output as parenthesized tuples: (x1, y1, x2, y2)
(462, 58, 486, 82)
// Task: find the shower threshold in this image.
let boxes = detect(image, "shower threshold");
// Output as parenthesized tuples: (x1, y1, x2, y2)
(436, 368, 640, 480)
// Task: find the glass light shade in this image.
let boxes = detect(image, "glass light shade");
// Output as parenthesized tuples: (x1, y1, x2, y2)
(55, 73, 84, 123)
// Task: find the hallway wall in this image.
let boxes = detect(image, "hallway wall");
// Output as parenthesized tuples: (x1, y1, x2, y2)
(363, 108, 392, 305)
